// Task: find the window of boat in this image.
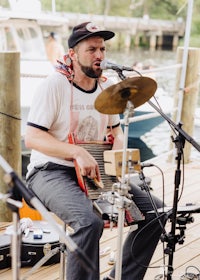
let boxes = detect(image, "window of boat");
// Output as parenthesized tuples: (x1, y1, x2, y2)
(16, 26, 46, 59)
(29, 27, 46, 58)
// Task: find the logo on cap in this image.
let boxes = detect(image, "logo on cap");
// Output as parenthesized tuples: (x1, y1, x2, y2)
(86, 22, 101, 33)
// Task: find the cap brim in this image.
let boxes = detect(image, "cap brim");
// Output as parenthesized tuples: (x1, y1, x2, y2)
(76, 30, 115, 46)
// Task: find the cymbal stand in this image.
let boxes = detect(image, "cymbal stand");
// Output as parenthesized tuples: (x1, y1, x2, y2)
(114, 99, 135, 280)
(109, 69, 138, 280)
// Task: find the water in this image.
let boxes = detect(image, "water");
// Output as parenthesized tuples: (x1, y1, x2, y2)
(107, 48, 200, 161)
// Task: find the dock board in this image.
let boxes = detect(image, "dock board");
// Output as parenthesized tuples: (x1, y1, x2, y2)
(0, 158, 200, 280)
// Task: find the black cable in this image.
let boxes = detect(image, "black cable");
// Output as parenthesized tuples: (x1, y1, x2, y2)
(128, 163, 168, 270)
(130, 211, 169, 269)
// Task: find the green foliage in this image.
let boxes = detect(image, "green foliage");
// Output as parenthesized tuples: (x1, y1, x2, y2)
(2, 0, 200, 43)
(0, 0, 10, 7)
(39, 0, 188, 19)
(40, 0, 103, 14)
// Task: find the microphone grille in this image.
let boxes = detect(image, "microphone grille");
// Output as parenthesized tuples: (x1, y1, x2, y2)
(100, 60, 107, 70)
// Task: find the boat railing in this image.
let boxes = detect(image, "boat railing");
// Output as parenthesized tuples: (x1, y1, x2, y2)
(120, 111, 171, 125)
(20, 62, 183, 78)
(20, 62, 183, 125)
(137, 63, 182, 75)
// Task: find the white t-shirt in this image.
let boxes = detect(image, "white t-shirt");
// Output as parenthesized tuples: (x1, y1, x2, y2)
(27, 71, 120, 175)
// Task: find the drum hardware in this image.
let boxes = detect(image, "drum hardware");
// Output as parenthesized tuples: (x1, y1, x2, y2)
(0, 155, 96, 280)
(95, 67, 200, 279)
(95, 70, 157, 280)
(94, 187, 144, 229)
(94, 76, 157, 115)
(145, 102, 200, 280)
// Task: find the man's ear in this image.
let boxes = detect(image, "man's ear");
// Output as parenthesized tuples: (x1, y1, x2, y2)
(69, 48, 77, 61)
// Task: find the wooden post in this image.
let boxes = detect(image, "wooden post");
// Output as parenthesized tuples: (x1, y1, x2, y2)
(124, 33, 131, 50)
(149, 34, 157, 50)
(172, 34, 179, 49)
(170, 47, 200, 163)
(0, 52, 21, 222)
(134, 33, 140, 47)
(157, 35, 163, 49)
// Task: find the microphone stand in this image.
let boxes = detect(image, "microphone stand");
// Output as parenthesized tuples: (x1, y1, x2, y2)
(113, 69, 135, 280)
(147, 100, 200, 279)
(114, 70, 200, 279)
(0, 155, 96, 280)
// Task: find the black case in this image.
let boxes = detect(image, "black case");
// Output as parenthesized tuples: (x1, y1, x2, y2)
(21, 221, 61, 267)
(0, 234, 11, 269)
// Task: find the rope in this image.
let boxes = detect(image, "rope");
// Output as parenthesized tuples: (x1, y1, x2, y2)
(0, 111, 21, 121)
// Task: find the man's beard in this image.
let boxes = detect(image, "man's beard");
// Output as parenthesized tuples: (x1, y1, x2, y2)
(79, 62, 102, 78)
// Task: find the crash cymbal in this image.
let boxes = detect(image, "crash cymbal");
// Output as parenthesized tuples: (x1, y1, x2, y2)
(95, 76, 157, 114)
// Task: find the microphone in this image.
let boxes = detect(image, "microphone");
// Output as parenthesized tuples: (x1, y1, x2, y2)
(141, 163, 154, 169)
(100, 60, 133, 72)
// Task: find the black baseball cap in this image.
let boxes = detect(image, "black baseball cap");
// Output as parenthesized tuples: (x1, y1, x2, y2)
(68, 22, 115, 48)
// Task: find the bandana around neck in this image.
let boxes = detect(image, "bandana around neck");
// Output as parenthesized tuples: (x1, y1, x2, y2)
(55, 53, 107, 84)
(55, 54, 75, 81)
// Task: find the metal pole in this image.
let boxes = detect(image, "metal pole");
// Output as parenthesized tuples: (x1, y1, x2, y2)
(52, 0, 56, 13)
(11, 212, 21, 280)
(115, 101, 134, 280)
(176, 0, 194, 123)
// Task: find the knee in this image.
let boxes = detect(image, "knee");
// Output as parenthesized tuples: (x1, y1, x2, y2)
(90, 214, 104, 234)
(72, 212, 104, 238)
(83, 213, 104, 241)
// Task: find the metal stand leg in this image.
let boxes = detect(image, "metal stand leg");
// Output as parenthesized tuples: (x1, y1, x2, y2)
(59, 222, 67, 280)
(12, 212, 21, 280)
(115, 204, 125, 280)
(115, 101, 134, 280)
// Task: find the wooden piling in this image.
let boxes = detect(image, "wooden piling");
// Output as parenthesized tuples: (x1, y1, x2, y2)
(170, 47, 200, 163)
(0, 52, 21, 222)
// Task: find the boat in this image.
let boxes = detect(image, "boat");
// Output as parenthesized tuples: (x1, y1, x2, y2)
(0, 1, 69, 134)
(0, 1, 69, 177)
(0, 1, 175, 168)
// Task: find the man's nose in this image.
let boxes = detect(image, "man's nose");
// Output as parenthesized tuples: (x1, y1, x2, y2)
(95, 49, 104, 59)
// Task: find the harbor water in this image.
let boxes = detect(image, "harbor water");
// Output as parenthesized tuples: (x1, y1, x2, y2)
(108, 48, 200, 161)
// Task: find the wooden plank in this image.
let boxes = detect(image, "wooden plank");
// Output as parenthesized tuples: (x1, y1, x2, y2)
(0, 160, 200, 280)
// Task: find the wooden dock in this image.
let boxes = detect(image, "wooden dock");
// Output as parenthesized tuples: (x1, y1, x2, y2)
(0, 157, 200, 280)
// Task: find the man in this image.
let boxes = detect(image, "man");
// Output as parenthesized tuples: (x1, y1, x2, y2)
(25, 22, 166, 280)
(46, 31, 65, 65)
(25, 22, 123, 280)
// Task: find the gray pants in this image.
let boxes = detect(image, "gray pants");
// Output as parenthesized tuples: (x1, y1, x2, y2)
(27, 162, 104, 280)
(27, 162, 167, 280)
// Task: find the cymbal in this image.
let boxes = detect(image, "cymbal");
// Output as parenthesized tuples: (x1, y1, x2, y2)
(95, 76, 157, 114)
